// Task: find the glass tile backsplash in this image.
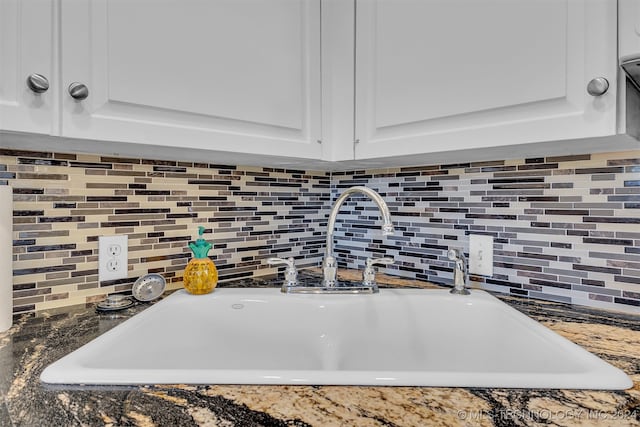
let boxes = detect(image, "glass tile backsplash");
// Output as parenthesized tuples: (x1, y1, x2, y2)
(2, 144, 639, 315)
(2, 148, 329, 314)
(332, 151, 640, 314)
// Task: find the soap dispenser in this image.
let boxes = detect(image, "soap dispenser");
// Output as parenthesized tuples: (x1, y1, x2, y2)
(184, 226, 218, 295)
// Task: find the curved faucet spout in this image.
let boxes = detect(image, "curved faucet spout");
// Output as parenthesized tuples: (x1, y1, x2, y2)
(323, 186, 394, 287)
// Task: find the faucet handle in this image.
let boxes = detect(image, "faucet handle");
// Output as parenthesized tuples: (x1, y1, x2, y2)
(267, 257, 295, 268)
(267, 257, 299, 288)
(363, 257, 394, 287)
(365, 257, 394, 268)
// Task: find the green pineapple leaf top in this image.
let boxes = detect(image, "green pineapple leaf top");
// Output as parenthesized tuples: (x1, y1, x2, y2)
(188, 226, 212, 259)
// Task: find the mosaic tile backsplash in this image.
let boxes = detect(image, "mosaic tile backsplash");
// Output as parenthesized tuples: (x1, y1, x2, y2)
(2, 145, 639, 315)
(2, 148, 329, 314)
(332, 151, 640, 314)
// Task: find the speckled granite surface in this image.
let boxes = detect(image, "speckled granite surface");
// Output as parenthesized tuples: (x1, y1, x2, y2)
(1, 271, 640, 427)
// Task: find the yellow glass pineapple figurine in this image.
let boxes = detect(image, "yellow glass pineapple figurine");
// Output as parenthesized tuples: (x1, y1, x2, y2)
(183, 226, 218, 295)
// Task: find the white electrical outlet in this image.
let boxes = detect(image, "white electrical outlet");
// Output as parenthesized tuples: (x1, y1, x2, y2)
(469, 234, 493, 277)
(107, 244, 121, 257)
(106, 258, 120, 272)
(99, 235, 128, 282)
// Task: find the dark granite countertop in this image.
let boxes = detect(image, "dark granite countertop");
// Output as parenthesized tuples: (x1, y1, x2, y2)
(1, 270, 639, 426)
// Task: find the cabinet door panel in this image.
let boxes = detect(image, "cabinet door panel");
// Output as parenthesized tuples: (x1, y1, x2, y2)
(619, 0, 640, 61)
(61, 0, 321, 159)
(0, 0, 53, 134)
(355, 0, 617, 160)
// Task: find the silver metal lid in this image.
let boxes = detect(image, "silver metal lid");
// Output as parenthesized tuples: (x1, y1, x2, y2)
(96, 295, 135, 312)
(132, 273, 166, 302)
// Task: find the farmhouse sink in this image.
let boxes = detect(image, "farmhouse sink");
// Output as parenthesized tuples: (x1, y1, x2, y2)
(41, 288, 632, 389)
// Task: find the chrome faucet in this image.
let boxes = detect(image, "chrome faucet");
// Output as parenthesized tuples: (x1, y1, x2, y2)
(323, 186, 395, 287)
(448, 248, 470, 295)
(362, 257, 394, 291)
(267, 257, 299, 292)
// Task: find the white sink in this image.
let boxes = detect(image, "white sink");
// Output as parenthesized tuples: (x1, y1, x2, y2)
(41, 288, 632, 389)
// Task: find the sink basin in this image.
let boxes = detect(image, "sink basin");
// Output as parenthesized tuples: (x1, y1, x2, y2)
(41, 288, 632, 389)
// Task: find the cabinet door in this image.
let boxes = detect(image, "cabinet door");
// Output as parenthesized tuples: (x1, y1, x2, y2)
(0, 0, 54, 134)
(620, 0, 640, 61)
(61, 0, 322, 159)
(354, 0, 617, 160)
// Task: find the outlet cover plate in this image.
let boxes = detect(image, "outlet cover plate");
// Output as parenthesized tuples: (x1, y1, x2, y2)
(469, 234, 493, 277)
(99, 235, 128, 282)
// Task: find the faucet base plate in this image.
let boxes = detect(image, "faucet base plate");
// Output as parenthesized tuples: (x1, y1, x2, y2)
(450, 288, 471, 295)
(281, 284, 379, 294)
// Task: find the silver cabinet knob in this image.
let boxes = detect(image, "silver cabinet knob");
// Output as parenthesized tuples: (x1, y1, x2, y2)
(587, 77, 609, 96)
(68, 82, 89, 100)
(26, 73, 49, 94)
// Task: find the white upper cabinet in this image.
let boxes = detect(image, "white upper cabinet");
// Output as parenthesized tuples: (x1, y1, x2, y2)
(353, 0, 618, 161)
(0, 0, 627, 166)
(0, 0, 54, 134)
(60, 0, 322, 159)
